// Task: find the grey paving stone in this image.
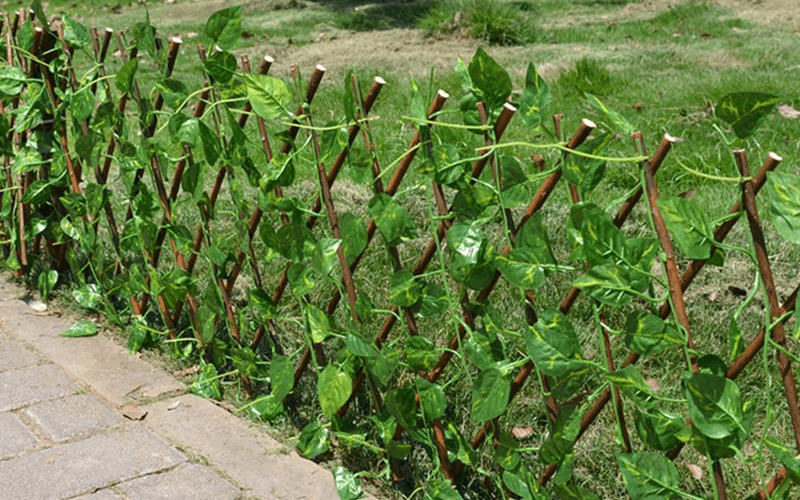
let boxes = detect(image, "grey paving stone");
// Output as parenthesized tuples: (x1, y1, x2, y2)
(25, 393, 124, 442)
(120, 463, 242, 500)
(0, 412, 38, 459)
(0, 364, 77, 412)
(0, 426, 186, 500)
(73, 490, 123, 500)
(144, 395, 376, 500)
(0, 341, 41, 373)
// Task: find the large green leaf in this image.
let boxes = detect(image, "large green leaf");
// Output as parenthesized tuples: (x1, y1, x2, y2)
(339, 212, 367, 265)
(766, 171, 800, 245)
(524, 309, 582, 377)
(684, 371, 747, 440)
(306, 304, 335, 343)
(204, 6, 242, 51)
(333, 466, 364, 500)
(416, 378, 446, 421)
(0, 66, 27, 97)
(468, 47, 512, 112)
(572, 264, 634, 307)
(607, 366, 657, 409)
(494, 248, 546, 290)
(424, 479, 464, 500)
(203, 51, 237, 84)
(624, 312, 684, 356)
(519, 62, 550, 131)
(765, 436, 800, 483)
(563, 133, 611, 194)
(297, 421, 331, 459)
(716, 91, 779, 139)
(62, 16, 90, 48)
(38, 270, 58, 301)
(580, 205, 628, 267)
(406, 336, 438, 371)
(385, 387, 417, 429)
(60, 320, 99, 338)
(658, 197, 713, 259)
(243, 73, 291, 120)
(616, 452, 682, 500)
(367, 193, 411, 245)
(344, 333, 379, 359)
(318, 365, 352, 417)
(413, 283, 450, 319)
(584, 93, 635, 137)
(471, 368, 510, 422)
(390, 270, 422, 307)
(190, 363, 222, 400)
(270, 355, 294, 401)
(633, 409, 688, 452)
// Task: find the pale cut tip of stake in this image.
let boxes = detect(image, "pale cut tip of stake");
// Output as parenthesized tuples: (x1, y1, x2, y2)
(503, 102, 517, 112)
(437, 89, 450, 99)
(768, 151, 783, 162)
(264, 55, 274, 63)
(315, 64, 326, 73)
(374, 76, 386, 85)
(664, 133, 679, 143)
(171, 37, 183, 45)
(582, 118, 597, 129)
(105, 27, 114, 34)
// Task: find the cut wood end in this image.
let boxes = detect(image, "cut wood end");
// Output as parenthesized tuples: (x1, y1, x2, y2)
(503, 102, 517, 112)
(581, 118, 597, 129)
(315, 63, 326, 72)
(768, 151, 783, 162)
(664, 133, 679, 143)
(171, 37, 184, 45)
(437, 89, 450, 99)
(264, 55, 274, 63)
(374, 76, 386, 85)
(105, 27, 114, 34)
(733, 148, 747, 155)
(34, 26, 43, 33)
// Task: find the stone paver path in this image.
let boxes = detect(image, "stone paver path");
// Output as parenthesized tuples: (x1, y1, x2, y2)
(0, 278, 375, 500)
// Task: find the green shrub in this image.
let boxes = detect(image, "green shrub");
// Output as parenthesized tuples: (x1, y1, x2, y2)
(419, 0, 539, 45)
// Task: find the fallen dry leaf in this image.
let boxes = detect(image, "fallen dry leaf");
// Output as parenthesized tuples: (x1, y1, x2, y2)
(173, 365, 200, 377)
(511, 426, 535, 439)
(686, 463, 704, 480)
(646, 377, 662, 393)
(708, 291, 719, 302)
(778, 104, 800, 119)
(120, 404, 148, 421)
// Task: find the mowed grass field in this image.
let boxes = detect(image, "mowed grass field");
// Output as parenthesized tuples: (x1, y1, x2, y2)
(4, 0, 800, 498)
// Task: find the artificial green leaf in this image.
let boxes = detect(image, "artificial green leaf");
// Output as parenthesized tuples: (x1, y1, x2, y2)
(448, 221, 486, 266)
(345, 333, 379, 358)
(38, 269, 58, 300)
(572, 264, 633, 307)
(424, 479, 464, 500)
(432, 144, 463, 186)
(728, 316, 745, 362)
(551, 484, 600, 500)
(607, 366, 657, 409)
(72, 284, 101, 309)
(0, 66, 27, 97)
(658, 197, 713, 259)
(70, 87, 95, 122)
(765, 436, 800, 483)
(270, 355, 294, 400)
(333, 466, 364, 500)
(367, 350, 400, 388)
(127, 317, 150, 354)
(342, 70, 356, 121)
(563, 133, 611, 194)
(684, 371, 747, 440)
(633, 409, 688, 452)
(766, 171, 800, 245)
(297, 422, 330, 459)
(416, 378, 446, 421)
(288, 264, 315, 297)
(716, 91, 779, 139)
(406, 336, 438, 371)
(385, 387, 417, 429)
(204, 5, 242, 51)
(115, 59, 138, 95)
(204, 51, 238, 84)
(624, 312, 684, 356)
(494, 247, 546, 290)
(260, 153, 295, 192)
(464, 328, 504, 370)
(616, 452, 681, 500)
(20, 179, 51, 204)
(524, 309, 582, 377)
(414, 283, 450, 318)
(60, 320, 98, 338)
(580, 205, 628, 267)
(243, 73, 291, 120)
(312, 238, 341, 278)
(340, 212, 367, 265)
(155, 78, 188, 110)
(468, 47, 512, 112)
(584, 93, 635, 136)
(368, 193, 410, 245)
(516, 213, 556, 265)
(177, 118, 201, 149)
(499, 155, 527, 191)
(62, 16, 91, 48)
(519, 62, 550, 131)
(306, 305, 334, 343)
(471, 368, 510, 422)
(390, 270, 422, 307)
(250, 394, 283, 421)
(318, 365, 352, 417)
(190, 363, 222, 400)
